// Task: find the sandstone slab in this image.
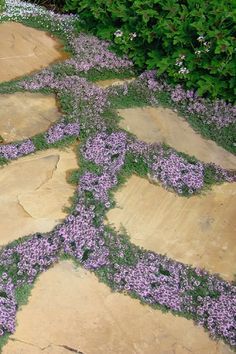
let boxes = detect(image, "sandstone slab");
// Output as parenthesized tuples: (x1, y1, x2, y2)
(0, 148, 77, 246)
(0, 92, 60, 142)
(3, 261, 233, 354)
(0, 22, 68, 83)
(107, 175, 236, 281)
(118, 107, 236, 170)
(95, 78, 135, 88)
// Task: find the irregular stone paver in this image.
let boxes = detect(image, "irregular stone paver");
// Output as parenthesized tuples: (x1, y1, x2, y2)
(118, 107, 236, 170)
(107, 175, 236, 281)
(0, 22, 68, 83)
(3, 261, 233, 354)
(0, 92, 60, 142)
(0, 148, 77, 246)
(95, 78, 135, 88)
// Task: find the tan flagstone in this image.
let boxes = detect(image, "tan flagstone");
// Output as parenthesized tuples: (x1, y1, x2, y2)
(0, 148, 77, 246)
(118, 107, 236, 170)
(0, 92, 60, 143)
(0, 22, 69, 83)
(106, 175, 236, 281)
(95, 78, 135, 88)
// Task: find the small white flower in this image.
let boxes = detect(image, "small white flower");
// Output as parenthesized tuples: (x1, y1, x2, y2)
(180, 54, 185, 60)
(114, 29, 123, 37)
(129, 32, 137, 40)
(203, 41, 209, 46)
(197, 35, 204, 42)
(178, 67, 189, 75)
(195, 50, 201, 55)
(175, 60, 183, 67)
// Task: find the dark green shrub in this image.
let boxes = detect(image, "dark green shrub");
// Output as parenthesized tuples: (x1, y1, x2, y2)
(0, 0, 5, 12)
(64, 0, 236, 102)
(24, 0, 66, 12)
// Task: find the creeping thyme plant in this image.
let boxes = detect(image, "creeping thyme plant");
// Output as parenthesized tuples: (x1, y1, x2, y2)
(0, 0, 235, 350)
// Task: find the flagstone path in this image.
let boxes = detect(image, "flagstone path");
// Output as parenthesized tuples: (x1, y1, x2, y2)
(118, 107, 236, 170)
(0, 21, 235, 354)
(0, 92, 60, 143)
(0, 22, 69, 83)
(3, 261, 233, 354)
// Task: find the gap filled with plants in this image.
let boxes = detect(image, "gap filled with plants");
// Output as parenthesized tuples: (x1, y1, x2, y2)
(0, 0, 235, 351)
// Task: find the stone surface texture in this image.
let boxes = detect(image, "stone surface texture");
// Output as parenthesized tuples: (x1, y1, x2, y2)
(3, 261, 233, 354)
(0, 92, 60, 142)
(107, 175, 236, 281)
(118, 107, 236, 170)
(0, 148, 77, 246)
(0, 22, 68, 83)
(95, 78, 135, 88)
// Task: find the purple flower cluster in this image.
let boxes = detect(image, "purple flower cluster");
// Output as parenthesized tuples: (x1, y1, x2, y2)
(0, 234, 60, 286)
(128, 140, 205, 194)
(0, 233, 60, 335)
(206, 163, 236, 183)
(66, 33, 133, 72)
(79, 172, 117, 207)
(1, 0, 76, 36)
(112, 251, 236, 346)
(83, 132, 127, 173)
(150, 149, 204, 194)
(113, 253, 183, 311)
(46, 122, 80, 144)
(57, 201, 109, 269)
(22, 73, 109, 134)
(140, 71, 236, 128)
(0, 139, 35, 160)
(0, 276, 16, 335)
(80, 132, 127, 206)
(196, 294, 236, 343)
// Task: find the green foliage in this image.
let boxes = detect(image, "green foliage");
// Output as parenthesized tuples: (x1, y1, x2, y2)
(0, 156, 8, 167)
(23, 0, 66, 12)
(65, 0, 236, 102)
(0, 0, 5, 12)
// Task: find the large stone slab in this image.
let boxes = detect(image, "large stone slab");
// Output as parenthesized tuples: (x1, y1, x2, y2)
(0, 148, 77, 246)
(3, 261, 232, 354)
(107, 175, 236, 281)
(0, 22, 68, 83)
(0, 92, 60, 142)
(118, 107, 236, 170)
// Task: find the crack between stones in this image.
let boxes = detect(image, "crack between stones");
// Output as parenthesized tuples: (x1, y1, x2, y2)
(9, 338, 85, 353)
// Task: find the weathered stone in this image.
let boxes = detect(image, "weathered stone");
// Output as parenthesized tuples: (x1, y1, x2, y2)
(107, 175, 236, 281)
(118, 107, 236, 170)
(0, 22, 68, 83)
(3, 261, 232, 354)
(0, 148, 77, 246)
(95, 78, 135, 88)
(0, 92, 60, 142)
